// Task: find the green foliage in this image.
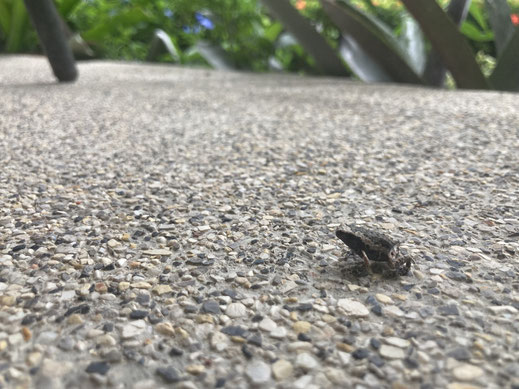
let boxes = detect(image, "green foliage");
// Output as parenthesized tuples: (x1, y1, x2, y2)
(66, 0, 278, 71)
(0, 0, 35, 53)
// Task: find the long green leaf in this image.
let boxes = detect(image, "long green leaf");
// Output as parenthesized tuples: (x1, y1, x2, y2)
(320, 0, 423, 84)
(400, 14, 426, 75)
(485, 0, 514, 56)
(6, 0, 28, 52)
(0, 1, 11, 35)
(460, 21, 494, 41)
(401, 0, 488, 90)
(489, 27, 519, 91)
(260, 0, 348, 76)
(468, 2, 488, 30)
(146, 29, 180, 62)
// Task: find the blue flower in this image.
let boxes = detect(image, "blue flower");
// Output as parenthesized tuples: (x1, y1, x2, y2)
(163, 8, 173, 18)
(195, 12, 214, 30)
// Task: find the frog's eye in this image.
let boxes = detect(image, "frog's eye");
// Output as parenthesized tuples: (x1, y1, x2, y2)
(389, 247, 398, 258)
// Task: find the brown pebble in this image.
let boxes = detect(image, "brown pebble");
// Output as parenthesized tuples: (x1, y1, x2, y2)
(21, 327, 32, 341)
(337, 343, 354, 353)
(95, 282, 108, 293)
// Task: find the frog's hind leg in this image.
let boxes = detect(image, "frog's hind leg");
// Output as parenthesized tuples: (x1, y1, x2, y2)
(361, 251, 372, 273)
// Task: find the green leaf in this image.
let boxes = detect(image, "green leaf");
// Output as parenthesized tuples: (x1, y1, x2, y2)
(82, 8, 153, 42)
(400, 0, 488, 90)
(460, 21, 494, 41)
(146, 29, 180, 62)
(400, 14, 426, 75)
(5, 0, 28, 53)
(485, 0, 514, 56)
(260, 0, 348, 76)
(56, 0, 81, 18)
(489, 27, 519, 91)
(0, 0, 11, 36)
(320, 0, 423, 84)
(468, 2, 488, 30)
(264, 21, 283, 42)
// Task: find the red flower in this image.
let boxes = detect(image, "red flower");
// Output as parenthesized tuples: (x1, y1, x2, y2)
(511, 13, 519, 25)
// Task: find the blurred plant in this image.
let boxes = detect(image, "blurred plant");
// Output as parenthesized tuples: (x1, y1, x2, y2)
(0, 0, 85, 53)
(66, 0, 279, 71)
(318, 0, 519, 90)
(0, 0, 35, 52)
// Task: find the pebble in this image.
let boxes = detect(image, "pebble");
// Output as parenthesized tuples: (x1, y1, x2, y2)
(448, 347, 472, 361)
(438, 304, 460, 316)
(245, 360, 271, 384)
(97, 334, 117, 346)
(293, 375, 313, 389)
(57, 336, 75, 351)
(153, 285, 173, 295)
(176, 382, 198, 389)
(384, 305, 405, 318)
(270, 326, 288, 339)
(281, 280, 298, 294)
(452, 364, 484, 381)
(293, 321, 312, 333)
(296, 353, 319, 370)
(102, 349, 122, 362)
(288, 341, 313, 352)
(379, 345, 406, 359)
(121, 320, 146, 339)
(352, 348, 370, 360)
(337, 299, 370, 317)
(142, 249, 172, 256)
(210, 331, 229, 351)
(272, 359, 293, 380)
(86, 361, 111, 375)
(129, 310, 148, 320)
(26, 352, 43, 366)
(324, 367, 347, 384)
(185, 364, 205, 375)
(375, 293, 394, 304)
(259, 317, 277, 332)
(156, 367, 181, 383)
(385, 337, 410, 348)
(37, 331, 58, 344)
(201, 300, 221, 314)
(488, 305, 518, 315)
(9, 333, 24, 346)
(226, 302, 247, 318)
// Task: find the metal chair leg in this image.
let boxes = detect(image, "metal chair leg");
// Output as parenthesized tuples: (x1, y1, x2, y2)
(23, 0, 78, 82)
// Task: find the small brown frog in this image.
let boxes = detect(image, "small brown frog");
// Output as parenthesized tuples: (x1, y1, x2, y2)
(336, 226, 412, 275)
